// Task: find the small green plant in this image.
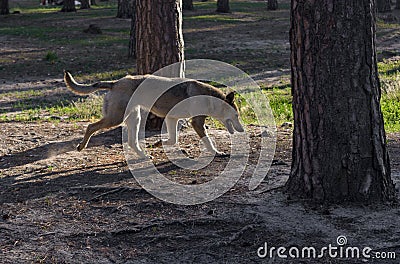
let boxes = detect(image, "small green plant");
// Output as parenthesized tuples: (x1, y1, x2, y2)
(45, 51, 58, 63)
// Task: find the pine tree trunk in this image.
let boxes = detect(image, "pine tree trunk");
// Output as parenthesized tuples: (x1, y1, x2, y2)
(117, 0, 133, 19)
(128, 0, 136, 58)
(396, 0, 400, 9)
(216, 0, 230, 13)
(183, 0, 193, 10)
(1, 0, 9, 15)
(80, 0, 90, 9)
(61, 0, 76, 12)
(267, 0, 278, 10)
(136, 0, 184, 130)
(286, 1, 395, 203)
(377, 0, 391, 12)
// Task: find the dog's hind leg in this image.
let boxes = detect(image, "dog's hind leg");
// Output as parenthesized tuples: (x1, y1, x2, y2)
(77, 118, 119, 151)
(125, 107, 147, 159)
(191, 115, 225, 156)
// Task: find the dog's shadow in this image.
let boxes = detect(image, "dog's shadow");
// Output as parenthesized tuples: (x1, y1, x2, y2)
(0, 128, 124, 170)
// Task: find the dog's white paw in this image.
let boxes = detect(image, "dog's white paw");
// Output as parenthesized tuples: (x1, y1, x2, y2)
(215, 151, 230, 158)
(77, 143, 84, 152)
(152, 139, 176, 148)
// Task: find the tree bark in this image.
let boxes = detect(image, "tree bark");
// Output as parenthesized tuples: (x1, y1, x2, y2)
(377, 0, 391, 12)
(61, 0, 76, 12)
(286, 0, 395, 203)
(80, 0, 90, 9)
(136, 0, 184, 130)
(128, 0, 136, 58)
(396, 0, 400, 9)
(267, 0, 278, 10)
(183, 0, 193, 10)
(216, 0, 230, 13)
(117, 0, 133, 19)
(0, 0, 9, 15)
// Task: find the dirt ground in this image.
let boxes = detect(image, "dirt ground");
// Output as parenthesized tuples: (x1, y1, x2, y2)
(1, 1, 400, 263)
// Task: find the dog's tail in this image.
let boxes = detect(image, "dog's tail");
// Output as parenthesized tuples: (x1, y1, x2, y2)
(64, 70, 116, 95)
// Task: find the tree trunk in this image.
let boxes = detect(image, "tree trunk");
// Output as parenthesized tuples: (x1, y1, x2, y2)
(377, 0, 391, 12)
(136, 0, 184, 130)
(0, 0, 9, 15)
(117, 0, 133, 19)
(80, 0, 90, 9)
(267, 0, 278, 10)
(90, 0, 96, 5)
(286, 1, 395, 203)
(216, 0, 230, 13)
(128, 0, 136, 58)
(396, 0, 400, 9)
(183, 0, 193, 10)
(61, 0, 76, 12)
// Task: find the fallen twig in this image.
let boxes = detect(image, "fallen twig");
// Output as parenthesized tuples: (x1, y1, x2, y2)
(89, 187, 128, 202)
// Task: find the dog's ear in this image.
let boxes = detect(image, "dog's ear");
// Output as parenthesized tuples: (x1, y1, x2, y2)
(226, 91, 235, 103)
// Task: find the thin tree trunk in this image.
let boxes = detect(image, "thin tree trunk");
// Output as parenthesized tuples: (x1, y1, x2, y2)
(396, 0, 400, 9)
(286, 0, 395, 203)
(61, 0, 76, 12)
(80, 0, 90, 9)
(216, 0, 230, 13)
(267, 0, 278, 10)
(136, 0, 184, 130)
(0, 0, 9, 15)
(128, 0, 136, 58)
(117, 0, 133, 19)
(377, 0, 391, 12)
(183, 0, 193, 10)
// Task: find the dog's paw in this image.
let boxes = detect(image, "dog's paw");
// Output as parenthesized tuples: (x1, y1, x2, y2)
(76, 143, 84, 152)
(136, 154, 153, 161)
(215, 152, 230, 158)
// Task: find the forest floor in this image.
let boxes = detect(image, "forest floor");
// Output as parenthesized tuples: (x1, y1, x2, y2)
(1, 0, 400, 263)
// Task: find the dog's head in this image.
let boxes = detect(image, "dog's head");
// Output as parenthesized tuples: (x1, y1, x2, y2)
(220, 91, 245, 134)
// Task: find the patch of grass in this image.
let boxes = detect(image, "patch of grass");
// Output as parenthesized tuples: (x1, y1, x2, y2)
(377, 19, 400, 30)
(379, 59, 400, 79)
(192, 1, 288, 12)
(0, 89, 48, 99)
(11, 1, 117, 15)
(219, 86, 293, 127)
(380, 58, 400, 132)
(381, 91, 400, 133)
(78, 68, 135, 81)
(185, 14, 243, 23)
(0, 94, 103, 122)
(0, 26, 60, 40)
(264, 87, 293, 125)
(45, 51, 58, 63)
(379, 59, 400, 96)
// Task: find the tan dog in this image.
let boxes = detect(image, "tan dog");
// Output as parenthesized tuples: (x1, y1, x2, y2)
(64, 71, 244, 158)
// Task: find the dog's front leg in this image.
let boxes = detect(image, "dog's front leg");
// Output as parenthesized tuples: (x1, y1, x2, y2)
(154, 117, 179, 147)
(191, 115, 226, 156)
(126, 107, 148, 159)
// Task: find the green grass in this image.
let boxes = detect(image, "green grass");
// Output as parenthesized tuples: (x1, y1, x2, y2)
(378, 59, 400, 132)
(192, 1, 289, 12)
(264, 86, 293, 125)
(381, 92, 400, 132)
(0, 94, 103, 122)
(185, 14, 243, 23)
